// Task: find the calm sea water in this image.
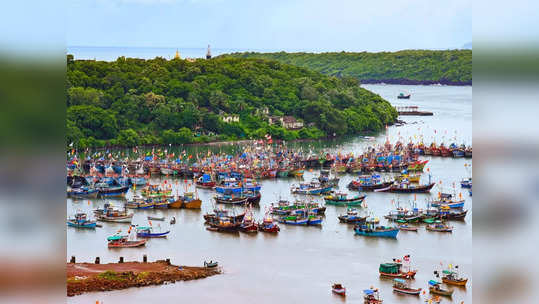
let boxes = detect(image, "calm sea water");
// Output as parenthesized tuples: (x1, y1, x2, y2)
(67, 84, 472, 303)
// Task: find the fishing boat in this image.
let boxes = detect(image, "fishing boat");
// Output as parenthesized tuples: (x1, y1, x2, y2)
(397, 93, 411, 99)
(338, 208, 367, 224)
(67, 212, 97, 229)
(142, 183, 172, 198)
(178, 192, 202, 209)
(67, 187, 98, 198)
(289, 168, 304, 177)
(318, 169, 340, 187)
(392, 278, 421, 295)
(206, 216, 242, 232)
(291, 180, 332, 195)
(460, 178, 472, 188)
(385, 181, 435, 193)
(244, 190, 261, 205)
(239, 212, 258, 233)
(126, 197, 155, 209)
(107, 227, 146, 248)
(331, 283, 346, 296)
(136, 225, 170, 238)
(431, 193, 465, 209)
(428, 280, 453, 297)
(354, 219, 399, 238)
(307, 214, 323, 226)
(426, 221, 453, 232)
(437, 206, 468, 220)
(379, 257, 417, 278)
(204, 208, 245, 223)
(324, 192, 366, 206)
(95, 203, 133, 223)
(214, 193, 249, 205)
(95, 181, 129, 197)
(348, 174, 393, 191)
(279, 215, 309, 225)
(196, 174, 216, 189)
(398, 224, 418, 231)
(407, 160, 428, 172)
(440, 268, 468, 286)
(258, 215, 280, 233)
(363, 288, 383, 303)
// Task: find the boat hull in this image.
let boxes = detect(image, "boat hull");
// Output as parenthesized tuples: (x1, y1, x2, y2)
(355, 228, 399, 238)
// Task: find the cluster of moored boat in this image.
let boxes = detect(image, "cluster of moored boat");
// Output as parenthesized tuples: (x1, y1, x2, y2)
(332, 255, 468, 303)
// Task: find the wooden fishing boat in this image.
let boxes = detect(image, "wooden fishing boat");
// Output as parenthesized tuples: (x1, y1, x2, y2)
(67, 212, 97, 229)
(348, 175, 393, 191)
(397, 93, 411, 99)
(426, 221, 453, 232)
(331, 283, 346, 296)
(338, 208, 367, 224)
(386, 182, 435, 193)
(460, 178, 472, 188)
(136, 226, 170, 238)
(258, 216, 280, 233)
(245, 191, 261, 204)
(431, 193, 465, 208)
(429, 280, 453, 297)
(379, 259, 417, 279)
(214, 194, 248, 205)
(279, 215, 308, 225)
(196, 174, 216, 189)
(178, 192, 202, 209)
(289, 168, 304, 177)
(207, 217, 242, 232)
(307, 214, 323, 226)
(355, 220, 399, 238)
(95, 204, 133, 223)
(363, 288, 383, 303)
(239, 212, 258, 233)
(325, 192, 366, 206)
(407, 160, 428, 172)
(107, 235, 146, 248)
(67, 187, 98, 198)
(96, 183, 129, 197)
(392, 278, 421, 295)
(398, 224, 418, 231)
(441, 269, 468, 286)
(277, 168, 289, 178)
(291, 180, 332, 195)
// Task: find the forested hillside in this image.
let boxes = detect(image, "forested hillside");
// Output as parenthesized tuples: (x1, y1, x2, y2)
(67, 55, 397, 148)
(223, 50, 472, 85)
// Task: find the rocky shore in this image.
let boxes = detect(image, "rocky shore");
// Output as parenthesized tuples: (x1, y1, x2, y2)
(67, 261, 220, 297)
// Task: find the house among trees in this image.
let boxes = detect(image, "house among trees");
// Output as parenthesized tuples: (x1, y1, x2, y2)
(268, 115, 304, 130)
(220, 114, 240, 123)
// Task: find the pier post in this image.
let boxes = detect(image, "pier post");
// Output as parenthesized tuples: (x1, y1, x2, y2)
(143, 254, 147, 263)
(70, 256, 76, 263)
(119, 257, 124, 263)
(95, 257, 100, 264)
(166, 258, 171, 265)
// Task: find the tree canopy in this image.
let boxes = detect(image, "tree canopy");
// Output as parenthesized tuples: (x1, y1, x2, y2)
(67, 56, 397, 148)
(222, 50, 472, 85)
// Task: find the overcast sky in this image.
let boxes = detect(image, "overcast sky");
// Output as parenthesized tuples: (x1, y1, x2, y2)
(68, 0, 472, 52)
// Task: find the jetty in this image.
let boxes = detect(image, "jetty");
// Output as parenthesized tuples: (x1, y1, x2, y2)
(67, 257, 221, 296)
(395, 106, 433, 116)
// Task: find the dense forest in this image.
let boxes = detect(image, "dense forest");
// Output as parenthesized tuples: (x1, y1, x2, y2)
(67, 55, 397, 148)
(222, 50, 472, 85)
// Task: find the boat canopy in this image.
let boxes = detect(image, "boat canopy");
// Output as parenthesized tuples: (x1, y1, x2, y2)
(363, 289, 374, 295)
(136, 226, 151, 230)
(394, 278, 406, 284)
(428, 280, 441, 286)
(107, 235, 124, 241)
(442, 270, 455, 275)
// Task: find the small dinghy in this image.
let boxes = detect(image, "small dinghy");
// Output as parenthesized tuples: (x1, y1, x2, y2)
(428, 280, 453, 297)
(204, 260, 218, 268)
(331, 283, 346, 296)
(147, 216, 165, 221)
(392, 278, 421, 295)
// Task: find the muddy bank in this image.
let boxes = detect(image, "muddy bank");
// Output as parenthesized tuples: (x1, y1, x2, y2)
(67, 261, 220, 297)
(360, 78, 472, 86)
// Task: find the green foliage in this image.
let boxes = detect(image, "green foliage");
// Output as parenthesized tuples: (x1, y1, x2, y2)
(67, 56, 397, 147)
(222, 50, 472, 84)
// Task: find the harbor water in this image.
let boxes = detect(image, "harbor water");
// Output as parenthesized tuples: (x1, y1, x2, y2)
(67, 84, 472, 303)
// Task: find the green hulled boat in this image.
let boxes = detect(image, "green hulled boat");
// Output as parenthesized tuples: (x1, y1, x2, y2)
(324, 192, 366, 206)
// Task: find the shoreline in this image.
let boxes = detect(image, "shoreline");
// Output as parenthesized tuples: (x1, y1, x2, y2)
(360, 78, 472, 86)
(67, 261, 221, 297)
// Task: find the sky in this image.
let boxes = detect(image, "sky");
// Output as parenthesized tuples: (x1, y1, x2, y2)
(67, 0, 472, 52)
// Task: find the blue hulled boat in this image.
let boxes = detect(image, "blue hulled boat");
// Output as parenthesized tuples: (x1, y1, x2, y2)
(136, 226, 170, 238)
(67, 212, 97, 229)
(291, 180, 332, 195)
(354, 219, 399, 238)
